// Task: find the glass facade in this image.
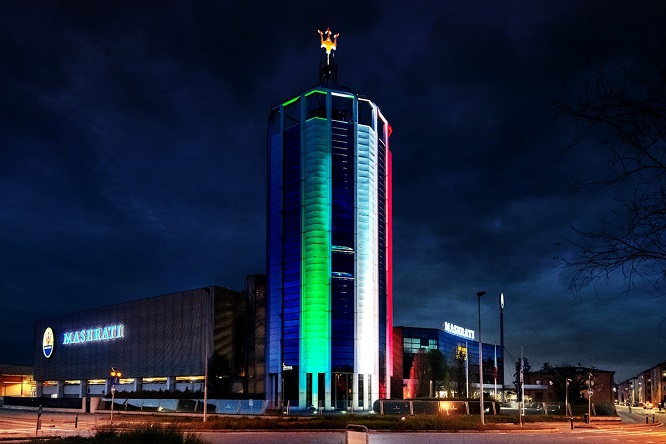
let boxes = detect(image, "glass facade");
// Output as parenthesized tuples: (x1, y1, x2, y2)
(395, 326, 505, 399)
(267, 86, 392, 410)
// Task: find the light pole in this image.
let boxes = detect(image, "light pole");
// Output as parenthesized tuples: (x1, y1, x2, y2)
(110, 367, 120, 426)
(565, 378, 572, 416)
(499, 293, 504, 404)
(588, 373, 593, 422)
(477, 290, 487, 425)
(203, 287, 212, 423)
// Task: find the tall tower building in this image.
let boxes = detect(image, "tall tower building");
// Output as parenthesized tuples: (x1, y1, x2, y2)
(266, 29, 393, 411)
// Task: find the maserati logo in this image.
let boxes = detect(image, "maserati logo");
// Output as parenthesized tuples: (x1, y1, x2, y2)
(43, 327, 54, 358)
(318, 27, 339, 64)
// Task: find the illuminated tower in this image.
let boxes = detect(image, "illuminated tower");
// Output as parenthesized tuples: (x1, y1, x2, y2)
(266, 28, 393, 411)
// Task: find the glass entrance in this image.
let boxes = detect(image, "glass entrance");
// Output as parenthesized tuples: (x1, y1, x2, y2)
(333, 373, 353, 410)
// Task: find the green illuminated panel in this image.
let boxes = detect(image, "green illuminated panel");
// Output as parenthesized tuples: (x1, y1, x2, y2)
(305, 89, 327, 97)
(301, 118, 331, 373)
(282, 95, 300, 107)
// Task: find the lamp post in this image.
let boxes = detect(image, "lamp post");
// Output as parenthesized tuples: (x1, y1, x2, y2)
(499, 293, 504, 404)
(203, 287, 212, 423)
(110, 367, 120, 426)
(477, 290, 487, 426)
(565, 378, 572, 416)
(588, 373, 593, 422)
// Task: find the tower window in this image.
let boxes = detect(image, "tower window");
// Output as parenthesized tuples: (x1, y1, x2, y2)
(284, 99, 300, 129)
(358, 99, 373, 127)
(306, 91, 327, 120)
(332, 94, 353, 123)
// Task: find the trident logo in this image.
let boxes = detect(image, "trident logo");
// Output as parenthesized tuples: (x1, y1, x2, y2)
(318, 27, 339, 64)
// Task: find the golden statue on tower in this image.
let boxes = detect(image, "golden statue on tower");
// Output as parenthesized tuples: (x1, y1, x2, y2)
(318, 27, 339, 65)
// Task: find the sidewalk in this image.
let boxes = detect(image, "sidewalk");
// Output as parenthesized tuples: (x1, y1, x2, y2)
(616, 404, 663, 425)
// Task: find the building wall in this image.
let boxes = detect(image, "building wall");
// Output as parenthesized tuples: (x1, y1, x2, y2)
(33, 286, 245, 396)
(649, 365, 666, 407)
(213, 286, 246, 394)
(246, 274, 266, 395)
(391, 328, 405, 398)
(619, 364, 666, 407)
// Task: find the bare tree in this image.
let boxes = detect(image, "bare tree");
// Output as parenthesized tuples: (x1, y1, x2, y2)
(555, 41, 666, 295)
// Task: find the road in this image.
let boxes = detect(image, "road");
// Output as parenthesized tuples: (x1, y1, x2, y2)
(197, 426, 666, 444)
(0, 406, 664, 443)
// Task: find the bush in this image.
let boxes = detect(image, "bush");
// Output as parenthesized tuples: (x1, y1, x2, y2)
(28, 426, 205, 444)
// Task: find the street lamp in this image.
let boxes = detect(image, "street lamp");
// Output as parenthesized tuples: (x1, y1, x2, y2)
(110, 367, 121, 426)
(203, 287, 212, 423)
(477, 290, 487, 426)
(499, 293, 504, 404)
(587, 373, 594, 422)
(565, 378, 572, 416)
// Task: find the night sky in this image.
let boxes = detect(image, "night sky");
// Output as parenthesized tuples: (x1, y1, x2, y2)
(2, 0, 666, 383)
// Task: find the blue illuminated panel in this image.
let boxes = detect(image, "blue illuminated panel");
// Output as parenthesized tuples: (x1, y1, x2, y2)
(331, 119, 355, 372)
(282, 125, 302, 367)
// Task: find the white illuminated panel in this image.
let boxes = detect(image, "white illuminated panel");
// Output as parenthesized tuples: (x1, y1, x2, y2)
(355, 98, 379, 375)
(332, 91, 354, 99)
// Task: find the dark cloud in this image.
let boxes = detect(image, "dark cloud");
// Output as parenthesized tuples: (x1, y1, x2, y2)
(1, 0, 666, 382)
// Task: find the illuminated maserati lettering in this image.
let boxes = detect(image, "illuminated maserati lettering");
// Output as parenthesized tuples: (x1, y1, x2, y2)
(62, 324, 124, 345)
(443, 322, 475, 340)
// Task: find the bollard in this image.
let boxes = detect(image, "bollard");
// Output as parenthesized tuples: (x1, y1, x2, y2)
(646, 414, 649, 424)
(36, 405, 43, 435)
(75, 413, 79, 428)
(653, 414, 655, 424)
(570, 417, 574, 430)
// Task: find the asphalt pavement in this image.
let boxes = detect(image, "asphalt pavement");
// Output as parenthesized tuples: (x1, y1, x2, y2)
(0, 404, 663, 443)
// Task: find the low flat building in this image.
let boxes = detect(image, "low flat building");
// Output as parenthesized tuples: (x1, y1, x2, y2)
(0, 364, 34, 397)
(33, 286, 246, 398)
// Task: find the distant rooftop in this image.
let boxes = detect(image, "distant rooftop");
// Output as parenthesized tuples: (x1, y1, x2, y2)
(0, 364, 33, 376)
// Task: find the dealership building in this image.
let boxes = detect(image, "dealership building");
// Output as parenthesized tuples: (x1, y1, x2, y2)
(393, 325, 505, 400)
(32, 283, 262, 399)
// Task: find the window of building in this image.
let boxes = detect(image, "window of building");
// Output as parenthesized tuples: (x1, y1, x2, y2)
(284, 99, 300, 129)
(358, 99, 374, 127)
(403, 337, 437, 353)
(331, 94, 353, 122)
(306, 91, 327, 120)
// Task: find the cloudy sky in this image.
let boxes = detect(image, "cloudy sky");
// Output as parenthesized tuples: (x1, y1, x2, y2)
(2, 0, 666, 383)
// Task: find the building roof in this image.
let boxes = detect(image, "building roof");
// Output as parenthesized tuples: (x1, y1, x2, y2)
(528, 365, 615, 376)
(0, 364, 33, 376)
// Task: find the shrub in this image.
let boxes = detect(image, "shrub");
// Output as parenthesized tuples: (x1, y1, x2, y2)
(27, 426, 205, 444)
